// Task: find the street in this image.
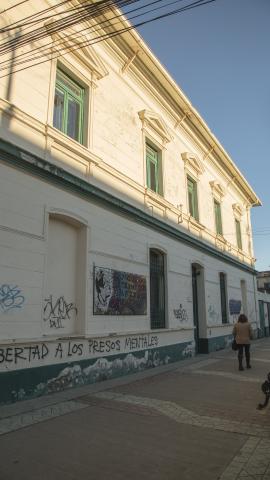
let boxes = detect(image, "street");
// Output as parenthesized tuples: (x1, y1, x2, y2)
(0, 338, 270, 480)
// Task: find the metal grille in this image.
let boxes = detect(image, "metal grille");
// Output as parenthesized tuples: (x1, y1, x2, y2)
(150, 250, 165, 329)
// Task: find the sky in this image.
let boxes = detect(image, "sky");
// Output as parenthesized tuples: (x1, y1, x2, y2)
(135, 0, 270, 271)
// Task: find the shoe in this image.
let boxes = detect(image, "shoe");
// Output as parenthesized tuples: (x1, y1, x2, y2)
(239, 366, 244, 371)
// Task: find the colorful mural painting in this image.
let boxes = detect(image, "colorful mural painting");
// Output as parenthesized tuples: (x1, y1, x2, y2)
(94, 266, 147, 315)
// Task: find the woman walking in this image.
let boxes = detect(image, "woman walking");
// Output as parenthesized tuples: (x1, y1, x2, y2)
(232, 314, 253, 371)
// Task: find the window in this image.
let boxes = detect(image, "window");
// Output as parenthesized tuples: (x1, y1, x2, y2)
(219, 273, 228, 323)
(214, 200, 223, 235)
(146, 144, 160, 193)
(53, 69, 84, 144)
(150, 249, 166, 329)
(235, 219, 242, 250)
(187, 176, 199, 221)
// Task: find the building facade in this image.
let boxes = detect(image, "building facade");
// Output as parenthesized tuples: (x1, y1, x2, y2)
(0, 1, 261, 403)
(257, 271, 270, 293)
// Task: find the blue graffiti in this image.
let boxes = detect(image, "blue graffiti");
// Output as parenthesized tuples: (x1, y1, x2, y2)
(0, 284, 25, 313)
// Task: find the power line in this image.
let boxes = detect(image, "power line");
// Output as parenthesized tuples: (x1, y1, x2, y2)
(0, 0, 31, 15)
(0, 0, 78, 32)
(0, 0, 137, 37)
(0, 0, 187, 71)
(0, 0, 125, 54)
(0, 0, 218, 78)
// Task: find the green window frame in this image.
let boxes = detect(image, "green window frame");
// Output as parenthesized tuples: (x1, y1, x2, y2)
(146, 144, 159, 193)
(235, 219, 242, 250)
(214, 199, 223, 235)
(53, 68, 84, 144)
(219, 272, 228, 323)
(187, 176, 199, 221)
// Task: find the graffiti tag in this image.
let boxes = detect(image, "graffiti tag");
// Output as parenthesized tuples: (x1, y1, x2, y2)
(43, 295, 77, 329)
(173, 304, 188, 322)
(208, 305, 219, 323)
(0, 284, 25, 313)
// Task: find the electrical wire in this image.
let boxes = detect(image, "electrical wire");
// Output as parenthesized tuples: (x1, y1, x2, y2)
(0, 0, 205, 61)
(0, 0, 136, 36)
(0, 0, 79, 33)
(0, 0, 31, 15)
(0, 0, 188, 71)
(0, 0, 218, 78)
(0, 0, 210, 54)
(0, 0, 127, 54)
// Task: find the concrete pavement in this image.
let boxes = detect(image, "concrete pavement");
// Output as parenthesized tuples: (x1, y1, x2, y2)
(0, 338, 270, 480)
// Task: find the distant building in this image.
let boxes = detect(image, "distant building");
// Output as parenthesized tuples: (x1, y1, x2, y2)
(257, 271, 270, 293)
(0, 1, 262, 403)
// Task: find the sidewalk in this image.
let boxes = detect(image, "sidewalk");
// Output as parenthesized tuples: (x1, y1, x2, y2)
(0, 338, 270, 480)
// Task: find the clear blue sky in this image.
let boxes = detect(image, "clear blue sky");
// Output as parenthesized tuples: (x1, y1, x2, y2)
(135, 0, 269, 271)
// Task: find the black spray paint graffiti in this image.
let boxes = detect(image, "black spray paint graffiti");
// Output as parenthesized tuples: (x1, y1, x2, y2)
(0, 284, 25, 313)
(43, 295, 78, 329)
(0, 336, 161, 367)
(173, 304, 188, 322)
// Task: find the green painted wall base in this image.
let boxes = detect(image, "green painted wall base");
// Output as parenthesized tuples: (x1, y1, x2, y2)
(0, 341, 194, 405)
(198, 334, 233, 354)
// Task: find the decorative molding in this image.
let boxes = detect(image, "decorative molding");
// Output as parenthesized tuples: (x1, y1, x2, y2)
(232, 203, 244, 218)
(47, 27, 109, 80)
(209, 180, 226, 201)
(121, 49, 142, 74)
(0, 138, 256, 274)
(138, 109, 173, 145)
(181, 152, 204, 178)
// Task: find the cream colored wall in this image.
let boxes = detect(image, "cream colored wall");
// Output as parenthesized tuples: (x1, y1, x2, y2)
(0, 162, 258, 343)
(0, 0, 255, 267)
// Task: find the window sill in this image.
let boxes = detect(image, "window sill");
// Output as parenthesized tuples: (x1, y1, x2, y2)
(46, 124, 101, 166)
(216, 234, 226, 242)
(188, 215, 205, 231)
(145, 188, 165, 204)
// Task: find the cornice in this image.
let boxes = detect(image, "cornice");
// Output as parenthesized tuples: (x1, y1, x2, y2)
(91, 7, 261, 207)
(0, 138, 256, 275)
(41, 0, 260, 206)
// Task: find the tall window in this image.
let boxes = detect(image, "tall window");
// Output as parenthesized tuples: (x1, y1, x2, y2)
(53, 69, 84, 144)
(235, 219, 242, 250)
(150, 249, 166, 329)
(214, 200, 223, 235)
(146, 144, 160, 194)
(219, 272, 228, 324)
(187, 176, 199, 221)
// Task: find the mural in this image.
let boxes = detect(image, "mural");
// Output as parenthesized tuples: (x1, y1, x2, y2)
(0, 284, 25, 313)
(94, 266, 147, 315)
